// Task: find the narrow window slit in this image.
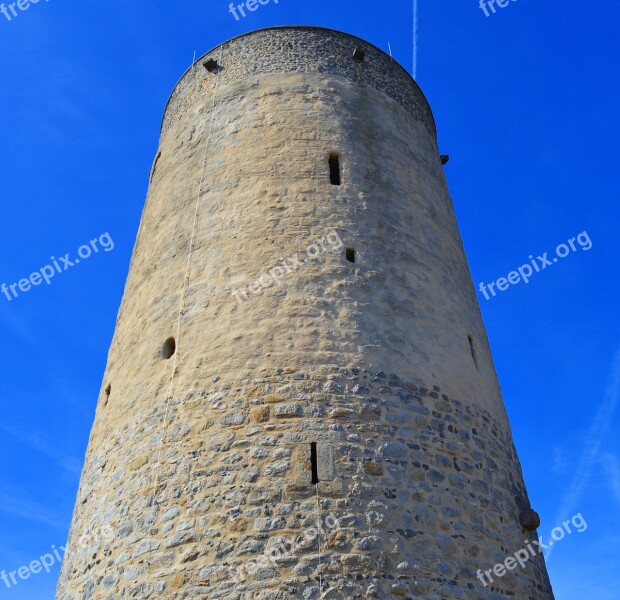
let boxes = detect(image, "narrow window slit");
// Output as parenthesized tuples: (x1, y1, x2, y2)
(310, 443, 319, 485)
(162, 337, 176, 360)
(329, 154, 341, 186)
(468, 335, 479, 371)
(346, 248, 356, 263)
(104, 384, 111, 406)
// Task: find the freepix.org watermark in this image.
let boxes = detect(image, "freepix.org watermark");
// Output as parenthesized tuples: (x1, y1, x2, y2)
(1, 232, 114, 303)
(1, 0, 50, 23)
(228, 0, 279, 21)
(1, 545, 65, 590)
(478, 231, 592, 301)
(476, 512, 587, 587)
(232, 231, 343, 304)
(241, 513, 339, 578)
(479, 0, 518, 17)
(1, 525, 114, 590)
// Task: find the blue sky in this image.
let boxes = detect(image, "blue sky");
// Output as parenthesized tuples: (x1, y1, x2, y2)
(0, 0, 618, 598)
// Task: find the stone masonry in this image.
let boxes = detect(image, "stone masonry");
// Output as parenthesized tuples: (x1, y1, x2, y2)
(56, 27, 555, 600)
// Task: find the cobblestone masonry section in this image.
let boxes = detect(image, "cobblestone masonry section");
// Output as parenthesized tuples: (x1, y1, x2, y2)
(57, 369, 553, 599)
(161, 27, 436, 142)
(56, 27, 554, 600)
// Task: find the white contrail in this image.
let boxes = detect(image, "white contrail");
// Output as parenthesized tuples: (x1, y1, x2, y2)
(0, 424, 81, 475)
(412, 0, 418, 78)
(602, 453, 620, 502)
(547, 345, 620, 560)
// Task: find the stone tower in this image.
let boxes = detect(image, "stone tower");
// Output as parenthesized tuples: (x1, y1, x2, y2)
(56, 27, 554, 600)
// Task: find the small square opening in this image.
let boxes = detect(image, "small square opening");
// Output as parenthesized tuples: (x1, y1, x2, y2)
(346, 248, 356, 263)
(352, 47, 366, 62)
(203, 59, 218, 73)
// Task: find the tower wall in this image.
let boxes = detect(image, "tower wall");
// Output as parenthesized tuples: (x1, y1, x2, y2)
(56, 27, 554, 600)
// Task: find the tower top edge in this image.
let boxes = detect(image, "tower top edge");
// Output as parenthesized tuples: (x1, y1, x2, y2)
(160, 25, 437, 140)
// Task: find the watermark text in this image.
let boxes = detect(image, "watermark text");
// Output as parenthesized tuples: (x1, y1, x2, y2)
(478, 231, 592, 301)
(1, 232, 115, 303)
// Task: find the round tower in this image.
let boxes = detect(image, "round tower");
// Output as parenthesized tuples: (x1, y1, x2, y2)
(56, 27, 554, 600)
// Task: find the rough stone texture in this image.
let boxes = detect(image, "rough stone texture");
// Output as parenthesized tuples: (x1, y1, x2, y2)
(161, 27, 436, 142)
(56, 27, 554, 600)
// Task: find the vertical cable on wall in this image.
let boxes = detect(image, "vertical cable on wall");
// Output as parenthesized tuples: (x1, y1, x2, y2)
(147, 44, 225, 578)
(316, 484, 324, 595)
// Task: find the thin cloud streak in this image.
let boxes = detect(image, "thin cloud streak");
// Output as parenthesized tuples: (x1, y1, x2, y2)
(0, 487, 66, 530)
(552, 445, 569, 474)
(412, 0, 418, 79)
(602, 453, 620, 502)
(0, 425, 82, 476)
(548, 346, 620, 560)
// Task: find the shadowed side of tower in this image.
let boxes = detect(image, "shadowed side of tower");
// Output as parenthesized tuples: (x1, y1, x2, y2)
(56, 27, 554, 600)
